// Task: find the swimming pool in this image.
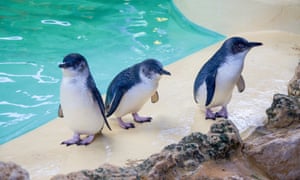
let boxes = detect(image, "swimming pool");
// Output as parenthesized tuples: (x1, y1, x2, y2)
(0, 0, 225, 144)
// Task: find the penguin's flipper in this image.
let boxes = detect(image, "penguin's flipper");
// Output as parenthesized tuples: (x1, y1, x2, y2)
(205, 70, 217, 106)
(105, 66, 139, 117)
(58, 104, 64, 118)
(87, 75, 112, 131)
(105, 88, 125, 118)
(236, 75, 245, 93)
(151, 91, 159, 103)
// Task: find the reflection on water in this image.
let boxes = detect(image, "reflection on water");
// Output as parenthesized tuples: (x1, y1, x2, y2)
(41, 19, 71, 26)
(0, 36, 23, 40)
(0, 0, 225, 144)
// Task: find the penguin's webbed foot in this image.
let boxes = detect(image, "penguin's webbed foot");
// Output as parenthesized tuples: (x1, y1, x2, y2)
(205, 109, 216, 120)
(132, 113, 152, 123)
(118, 117, 135, 129)
(61, 133, 95, 146)
(61, 140, 80, 146)
(77, 135, 95, 146)
(215, 106, 228, 119)
(61, 133, 81, 146)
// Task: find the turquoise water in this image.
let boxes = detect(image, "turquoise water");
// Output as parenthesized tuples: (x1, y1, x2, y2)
(0, 0, 224, 144)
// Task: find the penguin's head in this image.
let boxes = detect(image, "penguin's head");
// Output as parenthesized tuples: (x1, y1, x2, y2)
(59, 53, 90, 77)
(224, 37, 263, 55)
(140, 59, 171, 80)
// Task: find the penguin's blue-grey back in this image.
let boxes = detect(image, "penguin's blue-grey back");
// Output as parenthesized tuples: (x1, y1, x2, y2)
(86, 74, 111, 130)
(193, 48, 227, 104)
(193, 36, 263, 106)
(105, 63, 141, 117)
(105, 59, 170, 117)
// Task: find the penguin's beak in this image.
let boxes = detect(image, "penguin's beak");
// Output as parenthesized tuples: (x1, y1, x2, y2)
(160, 69, 171, 76)
(248, 42, 263, 48)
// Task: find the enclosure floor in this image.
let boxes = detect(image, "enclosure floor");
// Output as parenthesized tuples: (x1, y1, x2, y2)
(1, 1, 299, 179)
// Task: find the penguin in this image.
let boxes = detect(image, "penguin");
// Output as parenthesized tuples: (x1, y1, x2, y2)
(105, 59, 171, 129)
(193, 37, 263, 120)
(58, 53, 111, 146)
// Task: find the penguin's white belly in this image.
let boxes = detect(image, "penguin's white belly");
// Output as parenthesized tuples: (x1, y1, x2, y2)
(195, 83, 207, 109)
(60, 79, 104, 134)
(210, 59, 243, 107)
(196, 58, 243, 108)
(114, 82, 157, 117)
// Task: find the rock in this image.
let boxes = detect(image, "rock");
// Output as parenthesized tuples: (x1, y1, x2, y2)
(0, 161, 30, 180)
(266, 93, 300, 128)
(52, 107, 300, 180)
(51, 172, 89, 180)
(243, 127, 300, 180)
(179, 120, 241, 160)
(52, 164, 138, 180)
(50, 100, 300, 180)
(243, 78, 300, 180)
(186, 157, 269, 180)
(52, 120, 244, 180)
(288, 62, 300, 97)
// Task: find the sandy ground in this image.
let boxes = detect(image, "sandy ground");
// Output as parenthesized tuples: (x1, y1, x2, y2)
(1, 1, 300, 179)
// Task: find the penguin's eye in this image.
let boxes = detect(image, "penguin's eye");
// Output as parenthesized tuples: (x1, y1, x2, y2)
(232, 43, 246, 54)
(237, 43, 245, 49)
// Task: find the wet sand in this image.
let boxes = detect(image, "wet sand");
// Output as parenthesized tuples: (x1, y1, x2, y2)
(1, 1, 300, 179)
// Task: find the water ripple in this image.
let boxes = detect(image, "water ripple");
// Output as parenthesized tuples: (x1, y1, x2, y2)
(0, 112, 35, 127)
(41, 19, 71, 26)
(0, 101, 58, 108)
(0, 62, 59, 84)
(0, 62, 38, 66)
(0, 36, 23, 40)
(31, 95, 54, 101)
(0, 72, 59, 84)
(0, 77, 14, 83)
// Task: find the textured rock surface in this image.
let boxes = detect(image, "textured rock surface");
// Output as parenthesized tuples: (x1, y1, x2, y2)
(243, 127, 300, 180)
(244, 73, 300, 180)
(288, 62, 300, 97)
(0, 161, 30, 180)
(186, 157, 269, 180)
(52, 109, 300, 180)
(52, 120, 252, 180)
(266, 93, 300, 128)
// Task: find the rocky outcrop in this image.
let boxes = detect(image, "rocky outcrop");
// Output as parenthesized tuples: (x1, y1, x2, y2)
(288, 62, 300, 97)
(265, 93, 300, 128)
(52, 120, 252, 179)
(266, 62, 300, 128)
(243, 126, 300, 180)
(0, 161, 29, 180)
(52, 119, 275, 180)
(242, 62, 300, 180)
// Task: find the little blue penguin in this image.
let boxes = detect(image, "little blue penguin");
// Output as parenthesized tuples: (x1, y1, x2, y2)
(105, 59, 171, 129)
(193, 37, 262, 120)
(58, 53, 111, 146)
